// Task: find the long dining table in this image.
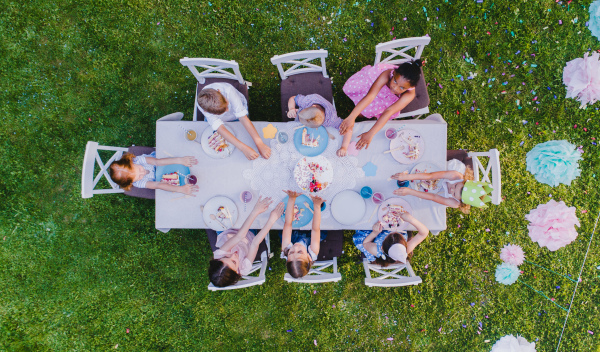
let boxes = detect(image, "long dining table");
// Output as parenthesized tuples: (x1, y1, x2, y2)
(155, 118, 447, 232)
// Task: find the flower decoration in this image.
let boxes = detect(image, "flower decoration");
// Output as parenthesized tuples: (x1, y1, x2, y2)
(262, 124, 278, 139)
(590, 0, 600, 41)
(526, 200, 580, 251)
(562, 52, 600, 108)
(500, 244, 525, 266)
(491, 334, 536, 352)
(495, 263, 521, 285)
(526, 140, 582, 187)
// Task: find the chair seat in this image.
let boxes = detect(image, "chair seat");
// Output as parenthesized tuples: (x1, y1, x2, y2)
(195, 78, 250, 121)
(124, 146, 156, 199)
(399, 68, 429, 115)
(280, 72, 333, 121)
(316, 230, 343, 261)
(206, 229, 267, 262)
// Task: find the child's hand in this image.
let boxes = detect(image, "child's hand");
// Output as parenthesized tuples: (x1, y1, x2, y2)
(336, 147, 348, 157)
(283, 190, 302, 198)
(287, 109, 298, 119)
(400, 212, 414, 221)
(339, 118, 354, 135)
(356, 132, 374, 150)
(180, 156, 198, 167)
(393, 187, 412, 196)
(310, 195, 324, 206)
(372, 221, 383, 234)
(180, 184, 199, 195)
(256, 141, 271, 159)
(391, 171, 409, 181)
(269, 202, 285, 221)
(252, 196, 273, 214)
(241, 145, 260, 160)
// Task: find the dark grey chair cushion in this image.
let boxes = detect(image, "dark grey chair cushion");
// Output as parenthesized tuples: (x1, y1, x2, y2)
(399, 67, 429, 115)
(280, 72, 333, 122)
(206, 229, 268, 262)
(123, 146, 156, 199)
(316, 230, 343, 261)
(195, 78, 250, 121)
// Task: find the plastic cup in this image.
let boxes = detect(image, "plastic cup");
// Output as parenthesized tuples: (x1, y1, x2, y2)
(397, 180, 410, 188)
(241, 191, 253, 203)
(186, 175, 198, 185)
(186, 130, 197, 141)
(277, 131, 289, 144)
(372, 192, 384, 204)
(385, 128, 397, 140)
(321, 202, 326, 211)
(360, 186, 373, 199)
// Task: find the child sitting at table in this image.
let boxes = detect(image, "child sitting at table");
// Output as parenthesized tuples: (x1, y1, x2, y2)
(280, 190, 325, 278)
(286, 94, 352, 157)
(197, 83, 271, 160)
(392, 159, 491, 214)
(109, 152, 199, 195)
(208, 197, 284, 287)
(353, 214, 429, 266)
(339, 60, 423, 150)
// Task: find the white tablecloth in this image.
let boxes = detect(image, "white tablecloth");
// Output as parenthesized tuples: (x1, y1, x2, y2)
(155, 119, 447, 231)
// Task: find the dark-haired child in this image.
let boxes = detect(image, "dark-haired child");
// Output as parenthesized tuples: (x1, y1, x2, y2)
(339, 60, 424, 150)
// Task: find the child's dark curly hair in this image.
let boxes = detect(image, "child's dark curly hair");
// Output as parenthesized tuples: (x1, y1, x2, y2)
(394, 59, 423, 87)
(208, 259, 242, 287)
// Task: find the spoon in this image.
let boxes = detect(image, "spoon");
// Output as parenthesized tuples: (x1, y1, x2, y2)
(303, 202, 314, 214)
(209, 214, 227, 229)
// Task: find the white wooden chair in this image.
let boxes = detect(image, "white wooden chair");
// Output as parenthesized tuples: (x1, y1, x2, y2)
(362, 259, 422, 287)
(468, 148, 502, 205)
(82, 141, 128, 198)
(283, 258, 342, 283)
(208, 233, 273, 291)
(374, 36, 431, 119)
(270, 50, 334, 121)
(180, 58, 252, 121)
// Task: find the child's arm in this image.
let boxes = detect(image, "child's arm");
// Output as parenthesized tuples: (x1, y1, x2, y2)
(219, 196, 273, 253)
(238, 116, 271, 159)
(402, 213, 429, 253)
(287, 96, 298, 119)
(216, 124, 260, 160)
(393, 187, 461, 208)
(246, 202, 284, 263)
(336, 127, 354, 157)
(308, 195, 324, 256)
(145, 181, 199, 195)
(362, 222, 384, 257)
(339, 70, 392, 135)
(391, 170, 464, 182)
(355, 90, 416, 150)
(145, 156, 198, 167)
(281, 190, 301, 249)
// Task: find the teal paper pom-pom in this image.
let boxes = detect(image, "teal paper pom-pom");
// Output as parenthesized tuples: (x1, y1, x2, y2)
(526, 140, 582, 187)
(495, 263, 521, 285)
(590, 0, 600, 41)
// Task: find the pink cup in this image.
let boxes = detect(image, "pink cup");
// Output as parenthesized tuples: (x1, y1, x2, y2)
(372, 192, 384, 204)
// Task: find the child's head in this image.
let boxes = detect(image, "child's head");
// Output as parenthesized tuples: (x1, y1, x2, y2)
(391, 59, 423, 92)
(298, 105, 325, 128)
(374, 232, 413, 267)
(197, 88, 228, 115)
(457, 166, 475, 214)
(109, 153, 136, 191)
(208, 257, 242, 287)
(285, 242, 313, 278)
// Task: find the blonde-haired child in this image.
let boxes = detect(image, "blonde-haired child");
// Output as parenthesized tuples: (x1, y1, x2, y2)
(109, 152, 198, 195)
(197, 83, 271, 160)
(287, 94, 353, 157)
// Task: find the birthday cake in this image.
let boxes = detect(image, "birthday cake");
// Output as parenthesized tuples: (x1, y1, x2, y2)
(217, 206, 232, 221)
(293, 156, 333, 193)
(160, 172, 180, 186)
(292, 205, 304, 222)
(301, 128, 320, 148)
(382, 204, 407, 229)
(401, 134, 421, 160)
(416, 179, 440, 193)
(208, 131, 229, 153)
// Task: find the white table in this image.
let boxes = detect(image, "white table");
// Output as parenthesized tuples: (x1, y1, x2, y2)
(155, 119, 447, 232)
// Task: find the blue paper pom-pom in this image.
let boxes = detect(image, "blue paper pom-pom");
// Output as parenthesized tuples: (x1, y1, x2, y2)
(590, 0, 600, 41)
(526, 140, 582, 187)
(495, 263, 521, 285)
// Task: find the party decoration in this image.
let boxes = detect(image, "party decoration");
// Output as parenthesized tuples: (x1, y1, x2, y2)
(461, 180, 493, 208)
(262, 124, 278, 139)
(562, 52, 600, 108)
(526, 140, 582, 187)
(589, 0, 600, 41)
(500, 244, 525, 266)
(495, 263, 521, 285)
(362, 162, 378, 177)
(347, 141, 360, 156)
(526, 200, 580, 251)
(491, 334, 536, 352)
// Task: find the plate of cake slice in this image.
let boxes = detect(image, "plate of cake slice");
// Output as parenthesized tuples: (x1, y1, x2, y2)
(203, 196, 239, 231)
(378, 197, 413, 231)
(200, 124, 236, 158)
(293, 125, 329, 157)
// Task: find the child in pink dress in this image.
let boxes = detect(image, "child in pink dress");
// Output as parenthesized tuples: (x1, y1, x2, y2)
(339, 60, 423, 150)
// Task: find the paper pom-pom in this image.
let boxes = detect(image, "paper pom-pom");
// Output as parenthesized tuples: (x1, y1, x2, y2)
(526, 140, 582, 187)
(500, 244, 525, 266)
(526, 200, 580, 251)
(563, 52, 600, 108)
(590, 0, 600, 41)
(495, 263, 521, 285)
(491, 334, 536, 352)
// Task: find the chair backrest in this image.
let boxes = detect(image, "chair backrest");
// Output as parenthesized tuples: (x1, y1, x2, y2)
(283, 258, 342, 283)
(81, 141, 128, 198)
(363, 259, 422, 287)
(270, 50, 329, 80)
(374, 36, 431, 65)
(208, 251, 268, 291)
(157, 112, 184, 122)
(468, 148, 502, 205)
(180, 57, 246, 85)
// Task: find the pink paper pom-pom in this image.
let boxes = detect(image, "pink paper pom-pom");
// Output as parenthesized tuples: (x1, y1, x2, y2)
(499, 244, 525, 266)
(526, 200, 580, 251)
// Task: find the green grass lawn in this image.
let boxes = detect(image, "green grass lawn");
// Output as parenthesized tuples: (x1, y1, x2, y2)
(1, 0, 599, 351)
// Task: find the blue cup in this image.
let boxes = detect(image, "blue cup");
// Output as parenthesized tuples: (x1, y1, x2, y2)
(397, 180, 410, 188)
(321, 202, 326, 211)
(360, 186, 373, 198)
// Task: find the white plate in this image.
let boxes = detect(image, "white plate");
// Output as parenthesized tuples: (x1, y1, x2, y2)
(390, 129, 425, 164)
(200, 124, 236, 158)
(293, 155, 333, 193)
(203, 196, 239, 231)
(330, 190, 366, 225)
(410, 162, 443, 194)
(378, 197, 413, 231)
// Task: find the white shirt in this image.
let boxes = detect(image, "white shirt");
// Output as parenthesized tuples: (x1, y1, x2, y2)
(197, 83, 249, 131)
